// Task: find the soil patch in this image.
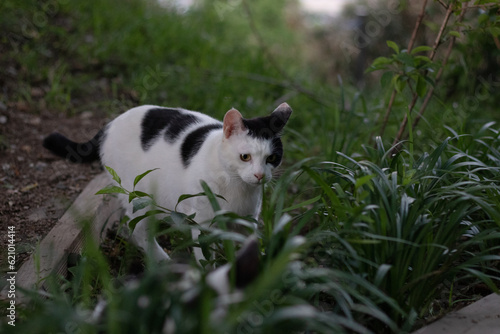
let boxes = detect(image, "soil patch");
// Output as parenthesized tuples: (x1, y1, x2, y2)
(0, 107, 107, 271)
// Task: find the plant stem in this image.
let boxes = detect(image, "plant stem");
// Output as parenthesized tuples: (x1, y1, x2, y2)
(409, 2, 469, 136)
(378, 0, 428, 141)
(392, 2, 456, 150)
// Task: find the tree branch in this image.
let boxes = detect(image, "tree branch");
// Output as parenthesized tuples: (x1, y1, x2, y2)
(391, 2, 456, 149)
(377, 0, 428, 141)
(409, 2, 470, 134)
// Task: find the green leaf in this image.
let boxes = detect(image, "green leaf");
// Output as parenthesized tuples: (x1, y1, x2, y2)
(410, 45, 433, 55)
(414, 55, 432, 65)
(95, 185, 127, 195)
(374, 264, 392, 286)
(386, 40, 399, 54)
(355, 174, 376, 190)
(105, 166, 121, 185)
(129, 190, 152, 202)
(488, 26, 500, 38)
(448, 30, 461, 38)
(200, 181, 221, 212)
(176, 192, 206, 206)
(128, 209, 165, 231)
(393, 75, 407, 93)
(396, 52, 415, 68)
(282, 195, 322, 213)
(132, 197, 153, 213)
(478, 13, 489, 25)
(416, 75, 427, 97)
(170, 211, 189, 227)
(133, 168, 159, 188)
(366, 56, 393, 72)
(380, 71, 394, 88)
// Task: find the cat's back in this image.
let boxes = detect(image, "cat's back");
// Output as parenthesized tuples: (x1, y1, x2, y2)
(101, 106, 221, 181)
(103, 105, 220, 148)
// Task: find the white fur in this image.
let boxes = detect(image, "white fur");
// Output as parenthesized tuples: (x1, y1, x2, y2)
(100, 105, 282, 263)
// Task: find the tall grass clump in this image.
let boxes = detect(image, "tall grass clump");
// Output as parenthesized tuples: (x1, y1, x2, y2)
(305, 124, 500, 329)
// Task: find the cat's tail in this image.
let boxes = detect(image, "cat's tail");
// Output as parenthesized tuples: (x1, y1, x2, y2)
(43, 130, 103, 163)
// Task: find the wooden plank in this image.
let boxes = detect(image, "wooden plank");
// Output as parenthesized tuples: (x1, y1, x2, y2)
(413, 293, 500, 334)
(1, 172, 122, 303)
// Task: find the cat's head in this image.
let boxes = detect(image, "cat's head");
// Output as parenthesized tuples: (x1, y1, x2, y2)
(220, 103, 292, 185)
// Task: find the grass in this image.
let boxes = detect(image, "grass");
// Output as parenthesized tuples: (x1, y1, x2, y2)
(1, 0, 500, 333)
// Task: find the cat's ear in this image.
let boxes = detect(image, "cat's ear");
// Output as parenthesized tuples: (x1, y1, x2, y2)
(269, 103, 293, 134)
(223, 108, 246, 139)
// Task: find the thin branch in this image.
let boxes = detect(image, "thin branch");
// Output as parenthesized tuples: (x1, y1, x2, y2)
(493, 35, 500, 50)
(377, 0, 428, 140)
(428, 3, 455, 62)
(391, 2, 455, 149)
(436, 0, 448, 10)
(408, 0, 429, 53)
(409, 2, 470, 134)
(377, 90, 398, 139)
(393, 93, 418, 147)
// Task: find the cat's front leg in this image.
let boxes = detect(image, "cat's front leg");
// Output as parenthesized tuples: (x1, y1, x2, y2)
(130, 218, 171, 263)
(191, 227, 206, 266)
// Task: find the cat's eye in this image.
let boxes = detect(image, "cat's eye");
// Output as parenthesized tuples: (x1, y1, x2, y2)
(240, 154, 251, 162)
(266, 154, 277, 164)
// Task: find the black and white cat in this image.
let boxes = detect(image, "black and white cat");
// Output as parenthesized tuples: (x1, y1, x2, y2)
(43, 103, 292, 263)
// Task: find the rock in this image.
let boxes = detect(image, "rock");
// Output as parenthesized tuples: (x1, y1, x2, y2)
(27, 207, 47, 222)
(31, 87, 45, 98)
(80, 111, 94, 119)
(34, 161, 48, 171)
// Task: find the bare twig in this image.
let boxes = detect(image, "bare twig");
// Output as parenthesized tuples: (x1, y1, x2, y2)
(428, 3, 455, 62)
(408, 0, 429, 53)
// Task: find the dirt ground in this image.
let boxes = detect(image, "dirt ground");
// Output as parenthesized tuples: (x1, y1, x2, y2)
(0, 106, 108, 271)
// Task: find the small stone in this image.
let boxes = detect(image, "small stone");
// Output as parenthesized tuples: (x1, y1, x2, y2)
(28, 207, 47, 222)
(55, 182, 67, 189)
(80, 111, 94, 119)
(16, 101, 30, 111)
(0, 115, 7, 124)
(35, 161, 48, 171)
(28, 117, 41, 125)
(21, 145, 32, 153)
(31, 87, 45, 98)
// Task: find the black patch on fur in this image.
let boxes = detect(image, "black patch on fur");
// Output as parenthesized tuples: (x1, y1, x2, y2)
(241, 115, 286, 168)
(234, 238, 260, 289)
(43, 130, 103, 163)
(181, 123, 222, 167)
(269, 137, 283, 168)
(242, 112, 289, 140)
(141, 108, 199, 150)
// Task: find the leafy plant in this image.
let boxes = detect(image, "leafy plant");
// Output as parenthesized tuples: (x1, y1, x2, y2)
(305, 133, 500, 328)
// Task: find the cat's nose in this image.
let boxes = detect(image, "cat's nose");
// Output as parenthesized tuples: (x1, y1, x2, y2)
(254, 173, 264, 181)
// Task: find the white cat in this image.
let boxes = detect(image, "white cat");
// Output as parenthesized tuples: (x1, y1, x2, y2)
(43, 103, 292, 263)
